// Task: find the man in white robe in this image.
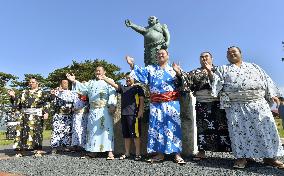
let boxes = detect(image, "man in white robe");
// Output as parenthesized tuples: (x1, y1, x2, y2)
(205, 46, 284, 169)
(66, 67, 117, 160)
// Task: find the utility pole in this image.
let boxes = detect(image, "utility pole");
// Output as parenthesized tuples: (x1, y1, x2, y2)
(282, 41, 284, 61)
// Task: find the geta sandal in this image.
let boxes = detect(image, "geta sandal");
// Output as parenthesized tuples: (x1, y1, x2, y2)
(233, 160, 247, 169)
(106, 155, 115, 160)
(34, 153, 43, 157)
(146, 156, 164, 163)
(264, 159, 284, 169)
(119, 154, 130, 160)
(15, 153, 23, 158)
(134, 155, 142, 161)
(174, 157, 186, 165)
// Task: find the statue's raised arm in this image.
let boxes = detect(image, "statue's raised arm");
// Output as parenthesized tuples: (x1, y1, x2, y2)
(125, 19, 147, 35)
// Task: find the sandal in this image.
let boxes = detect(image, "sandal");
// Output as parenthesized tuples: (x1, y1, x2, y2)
(192, 152, 206, 161)
(119, 154, 130, 160)
(80, 155, 92, 159)
(51, 149, 59, 155)
(174, 157, 186, 165)
(34, 153, 43, 157)
(80, 153, 96, 159)
(134, 155, 142, 161)
(233, 159, 247, 169)
(263, 159, 284, 169)
(15, 153, 23, 158)
(146, 155, 164, 163)
(107, 155, 115, 160)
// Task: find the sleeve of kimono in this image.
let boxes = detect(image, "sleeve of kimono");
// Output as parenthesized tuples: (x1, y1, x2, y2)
(107, 82, 117, 106)
(74, 91, 80, 102)
(131, 65, 150, 85)
(10, 92, 22, 111)
(252, 63, 281, 104)
(49, 91, 61, 114)
(41, 90, 52, 114)
(178, 70, 194, 92)
(72, 80, 90, 96)
(70, 91, 78, 110)
(210, 66, 225, 97)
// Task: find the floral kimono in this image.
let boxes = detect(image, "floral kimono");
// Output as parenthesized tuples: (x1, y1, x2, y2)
(73, 79, 117, 152)
(132, 64, 182, 154)
(11, 89, 50, 150)
(50, 90, 78, 148)
(179, 67, 231, 152)
(211, 62, 284, 158)
(71, 94, 88, 147)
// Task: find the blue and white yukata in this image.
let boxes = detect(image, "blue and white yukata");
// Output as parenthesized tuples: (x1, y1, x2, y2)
(51, 90, 78, 148)
(71, 95, 88, 147)
(73, 79, 117, 152)
(132, 64, 182, 154)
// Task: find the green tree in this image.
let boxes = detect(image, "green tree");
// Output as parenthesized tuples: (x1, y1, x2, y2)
(0, 72, 18, 122)
(11, 74, 48, 90)
(47, 59, 125, 88)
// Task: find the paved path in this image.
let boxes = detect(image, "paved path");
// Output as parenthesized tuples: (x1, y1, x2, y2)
(1, 140, 284, 176)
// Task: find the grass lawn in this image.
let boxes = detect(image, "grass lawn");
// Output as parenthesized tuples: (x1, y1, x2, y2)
(1, 120, 284, 146)
(276, 118, 284, 137)
(0, 130, 51, 146)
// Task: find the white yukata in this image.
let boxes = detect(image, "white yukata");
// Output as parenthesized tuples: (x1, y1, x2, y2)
(73, 79, 117, 152)
(71, 95, 88, 147)
(211, 61, 284, 158)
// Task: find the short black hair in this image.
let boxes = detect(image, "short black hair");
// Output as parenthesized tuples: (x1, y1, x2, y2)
(279, 97, 284, 101)
(29, 76, 37, 80)
(228, 46, 242, 54)
(28, 77, 38, 83)
(96, 66, 105, 71)
(158, 49, 169, 55)
(200, 51, 212, 58)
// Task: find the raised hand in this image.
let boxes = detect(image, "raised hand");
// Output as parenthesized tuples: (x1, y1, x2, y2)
(50, 89, 56, 95)
(203, 61, 212, 72)
(172, 62, 181, 76)
(125, 19, 132, 27)
(66, 73, 76, 82)
(272, 96, 280, 107)
(125, 56, 134, 69)
(108, 105, 116, 114)
(57, 86, 63, 92)
(7, 89, 15, 98)
(97, 74, 106, 80)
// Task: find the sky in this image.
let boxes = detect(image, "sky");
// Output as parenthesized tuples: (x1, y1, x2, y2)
(0, 0, 283, 94)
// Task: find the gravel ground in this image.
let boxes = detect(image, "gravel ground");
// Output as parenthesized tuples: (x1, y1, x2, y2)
(1, 146, 284, 176)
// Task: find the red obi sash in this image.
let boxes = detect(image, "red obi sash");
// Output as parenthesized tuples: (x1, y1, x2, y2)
(150, 91, 180, 103)
(80, 95, 88, 101)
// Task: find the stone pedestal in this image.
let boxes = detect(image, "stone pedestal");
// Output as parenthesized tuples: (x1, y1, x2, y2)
(180, 92, 197, 156)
